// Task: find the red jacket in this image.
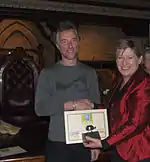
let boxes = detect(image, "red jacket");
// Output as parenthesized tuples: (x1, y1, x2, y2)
(106, 68, 150, 162)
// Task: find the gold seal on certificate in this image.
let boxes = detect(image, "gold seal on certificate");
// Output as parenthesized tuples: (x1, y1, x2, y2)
(64, 109, 109, 144)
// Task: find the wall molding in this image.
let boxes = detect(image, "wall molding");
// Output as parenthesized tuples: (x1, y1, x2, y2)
(0, 0, 150, 19)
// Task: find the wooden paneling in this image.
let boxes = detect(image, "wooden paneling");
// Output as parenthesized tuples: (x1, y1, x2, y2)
(78, 25, 125, 61)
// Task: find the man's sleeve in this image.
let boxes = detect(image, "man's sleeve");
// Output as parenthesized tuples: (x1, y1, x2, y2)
(88, 69, 101, 104)
(35, 69, 64, 116)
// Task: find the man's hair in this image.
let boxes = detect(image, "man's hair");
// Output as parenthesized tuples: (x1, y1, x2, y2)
(55, 20, 80, 44)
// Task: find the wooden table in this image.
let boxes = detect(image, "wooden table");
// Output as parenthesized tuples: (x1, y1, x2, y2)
(1, 155, 45, 162)
(0, 126, 48, 162)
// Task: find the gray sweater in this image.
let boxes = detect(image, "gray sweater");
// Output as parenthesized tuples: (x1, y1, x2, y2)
(35, 61, 100, 142)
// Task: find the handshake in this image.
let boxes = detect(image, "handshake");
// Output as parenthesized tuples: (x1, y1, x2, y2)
(64, 99, 94, 111)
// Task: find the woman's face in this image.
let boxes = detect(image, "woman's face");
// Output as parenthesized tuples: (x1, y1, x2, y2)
(116, 47, 142, 80)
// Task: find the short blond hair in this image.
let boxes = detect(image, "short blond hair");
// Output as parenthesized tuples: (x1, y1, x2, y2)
(116, 39, 142, 58)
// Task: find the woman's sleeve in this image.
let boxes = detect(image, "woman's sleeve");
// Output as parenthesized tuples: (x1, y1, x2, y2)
(105, 79, 150, 147)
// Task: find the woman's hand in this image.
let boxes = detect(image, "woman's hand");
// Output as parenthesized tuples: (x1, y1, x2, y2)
(91, 149, 101, 161)
(83, 136, 102, 149)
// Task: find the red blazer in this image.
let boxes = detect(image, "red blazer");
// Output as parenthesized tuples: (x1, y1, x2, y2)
(106, 68, 150, 162)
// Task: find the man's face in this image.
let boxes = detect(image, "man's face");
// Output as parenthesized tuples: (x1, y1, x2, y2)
(57, 29, 79, 61)
(144, 53, 150, 74)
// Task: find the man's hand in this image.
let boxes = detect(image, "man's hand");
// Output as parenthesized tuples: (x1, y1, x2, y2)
(64, 101, 74, 111)
(91, 149, 101, 161)
(64, 99, 93, 111)
(75, 99, 93, 110)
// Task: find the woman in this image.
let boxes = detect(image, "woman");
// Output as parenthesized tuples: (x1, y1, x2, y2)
(143, 48, 150, 75)
(83, 39, 150, 162)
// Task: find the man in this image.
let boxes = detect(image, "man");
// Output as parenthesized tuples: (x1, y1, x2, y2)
(143, 48, 150, 75)
(35, 20, 101, 162)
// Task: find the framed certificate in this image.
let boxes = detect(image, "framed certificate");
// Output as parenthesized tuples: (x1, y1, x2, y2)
(64, 109, 109, 144)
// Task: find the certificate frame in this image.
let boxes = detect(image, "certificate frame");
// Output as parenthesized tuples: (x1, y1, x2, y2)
(64, 109, 109, 144)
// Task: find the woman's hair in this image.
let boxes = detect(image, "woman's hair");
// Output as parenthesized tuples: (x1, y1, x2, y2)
(143, 47, 150, 59)
(116, 39, 142, 58)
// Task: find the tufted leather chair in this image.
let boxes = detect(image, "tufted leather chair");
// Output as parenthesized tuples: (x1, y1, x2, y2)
(1, 47, 48, 128)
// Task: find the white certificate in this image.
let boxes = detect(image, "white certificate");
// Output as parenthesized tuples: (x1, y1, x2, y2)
(64, 109, 109, 144)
